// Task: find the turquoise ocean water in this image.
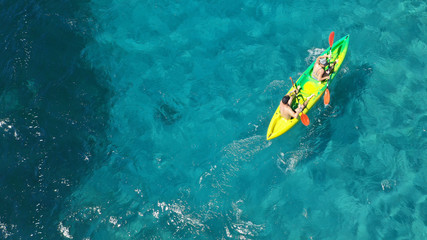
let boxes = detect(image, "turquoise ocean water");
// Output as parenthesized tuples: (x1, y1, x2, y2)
(1, 0, 426, 239)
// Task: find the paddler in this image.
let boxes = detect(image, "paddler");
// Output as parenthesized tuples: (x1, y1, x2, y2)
(280, 87, 314, 120)
(312, 54, 338, 81)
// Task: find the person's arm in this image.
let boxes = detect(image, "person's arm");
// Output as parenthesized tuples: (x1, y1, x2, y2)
(287, 94, 294, 105)
(318, 75, 330, 81)
(294, 94, 314, 116)
(319, 54, 331, 59)
(290, 110, 300, 119)
(315, 69, 330, 81)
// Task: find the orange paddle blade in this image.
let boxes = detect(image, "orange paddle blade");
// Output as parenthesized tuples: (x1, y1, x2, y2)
(324, 88, 330, 105)
(300, 113, 310, 126)
(329, 32, 335, 47)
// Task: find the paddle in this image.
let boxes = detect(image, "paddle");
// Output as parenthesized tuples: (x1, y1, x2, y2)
(328, 32, 335, 54)
(324, 31, 335, 106)
(300, 113, 310, 126)
(289, 77, 310, 126)
(289, 77, 297, 93)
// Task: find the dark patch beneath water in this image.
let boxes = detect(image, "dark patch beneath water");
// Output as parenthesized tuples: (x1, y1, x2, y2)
(156, 97, 182, 125)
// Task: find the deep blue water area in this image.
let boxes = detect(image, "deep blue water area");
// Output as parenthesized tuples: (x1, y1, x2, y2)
(1, 0, 427, 239)
(0, 0, 110, 238)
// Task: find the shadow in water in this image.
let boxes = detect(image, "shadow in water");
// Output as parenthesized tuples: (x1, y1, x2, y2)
(155, 96, 183, 126)
(296, 62, 374, 164)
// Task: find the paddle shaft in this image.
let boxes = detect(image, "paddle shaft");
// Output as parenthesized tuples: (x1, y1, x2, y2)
(289, 77, 309, 126)
(324, 32, 335, 106)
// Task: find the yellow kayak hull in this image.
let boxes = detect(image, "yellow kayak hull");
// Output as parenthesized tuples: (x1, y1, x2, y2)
(266, 35, 350, 140)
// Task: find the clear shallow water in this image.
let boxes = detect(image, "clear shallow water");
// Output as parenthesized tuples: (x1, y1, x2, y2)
(1, 0, 426, 239)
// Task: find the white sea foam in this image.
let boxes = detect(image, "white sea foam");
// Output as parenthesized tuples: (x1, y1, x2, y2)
(58, 222, 73, 239)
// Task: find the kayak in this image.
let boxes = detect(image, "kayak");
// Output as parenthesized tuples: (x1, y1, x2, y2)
(266, 35, 350, 140)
